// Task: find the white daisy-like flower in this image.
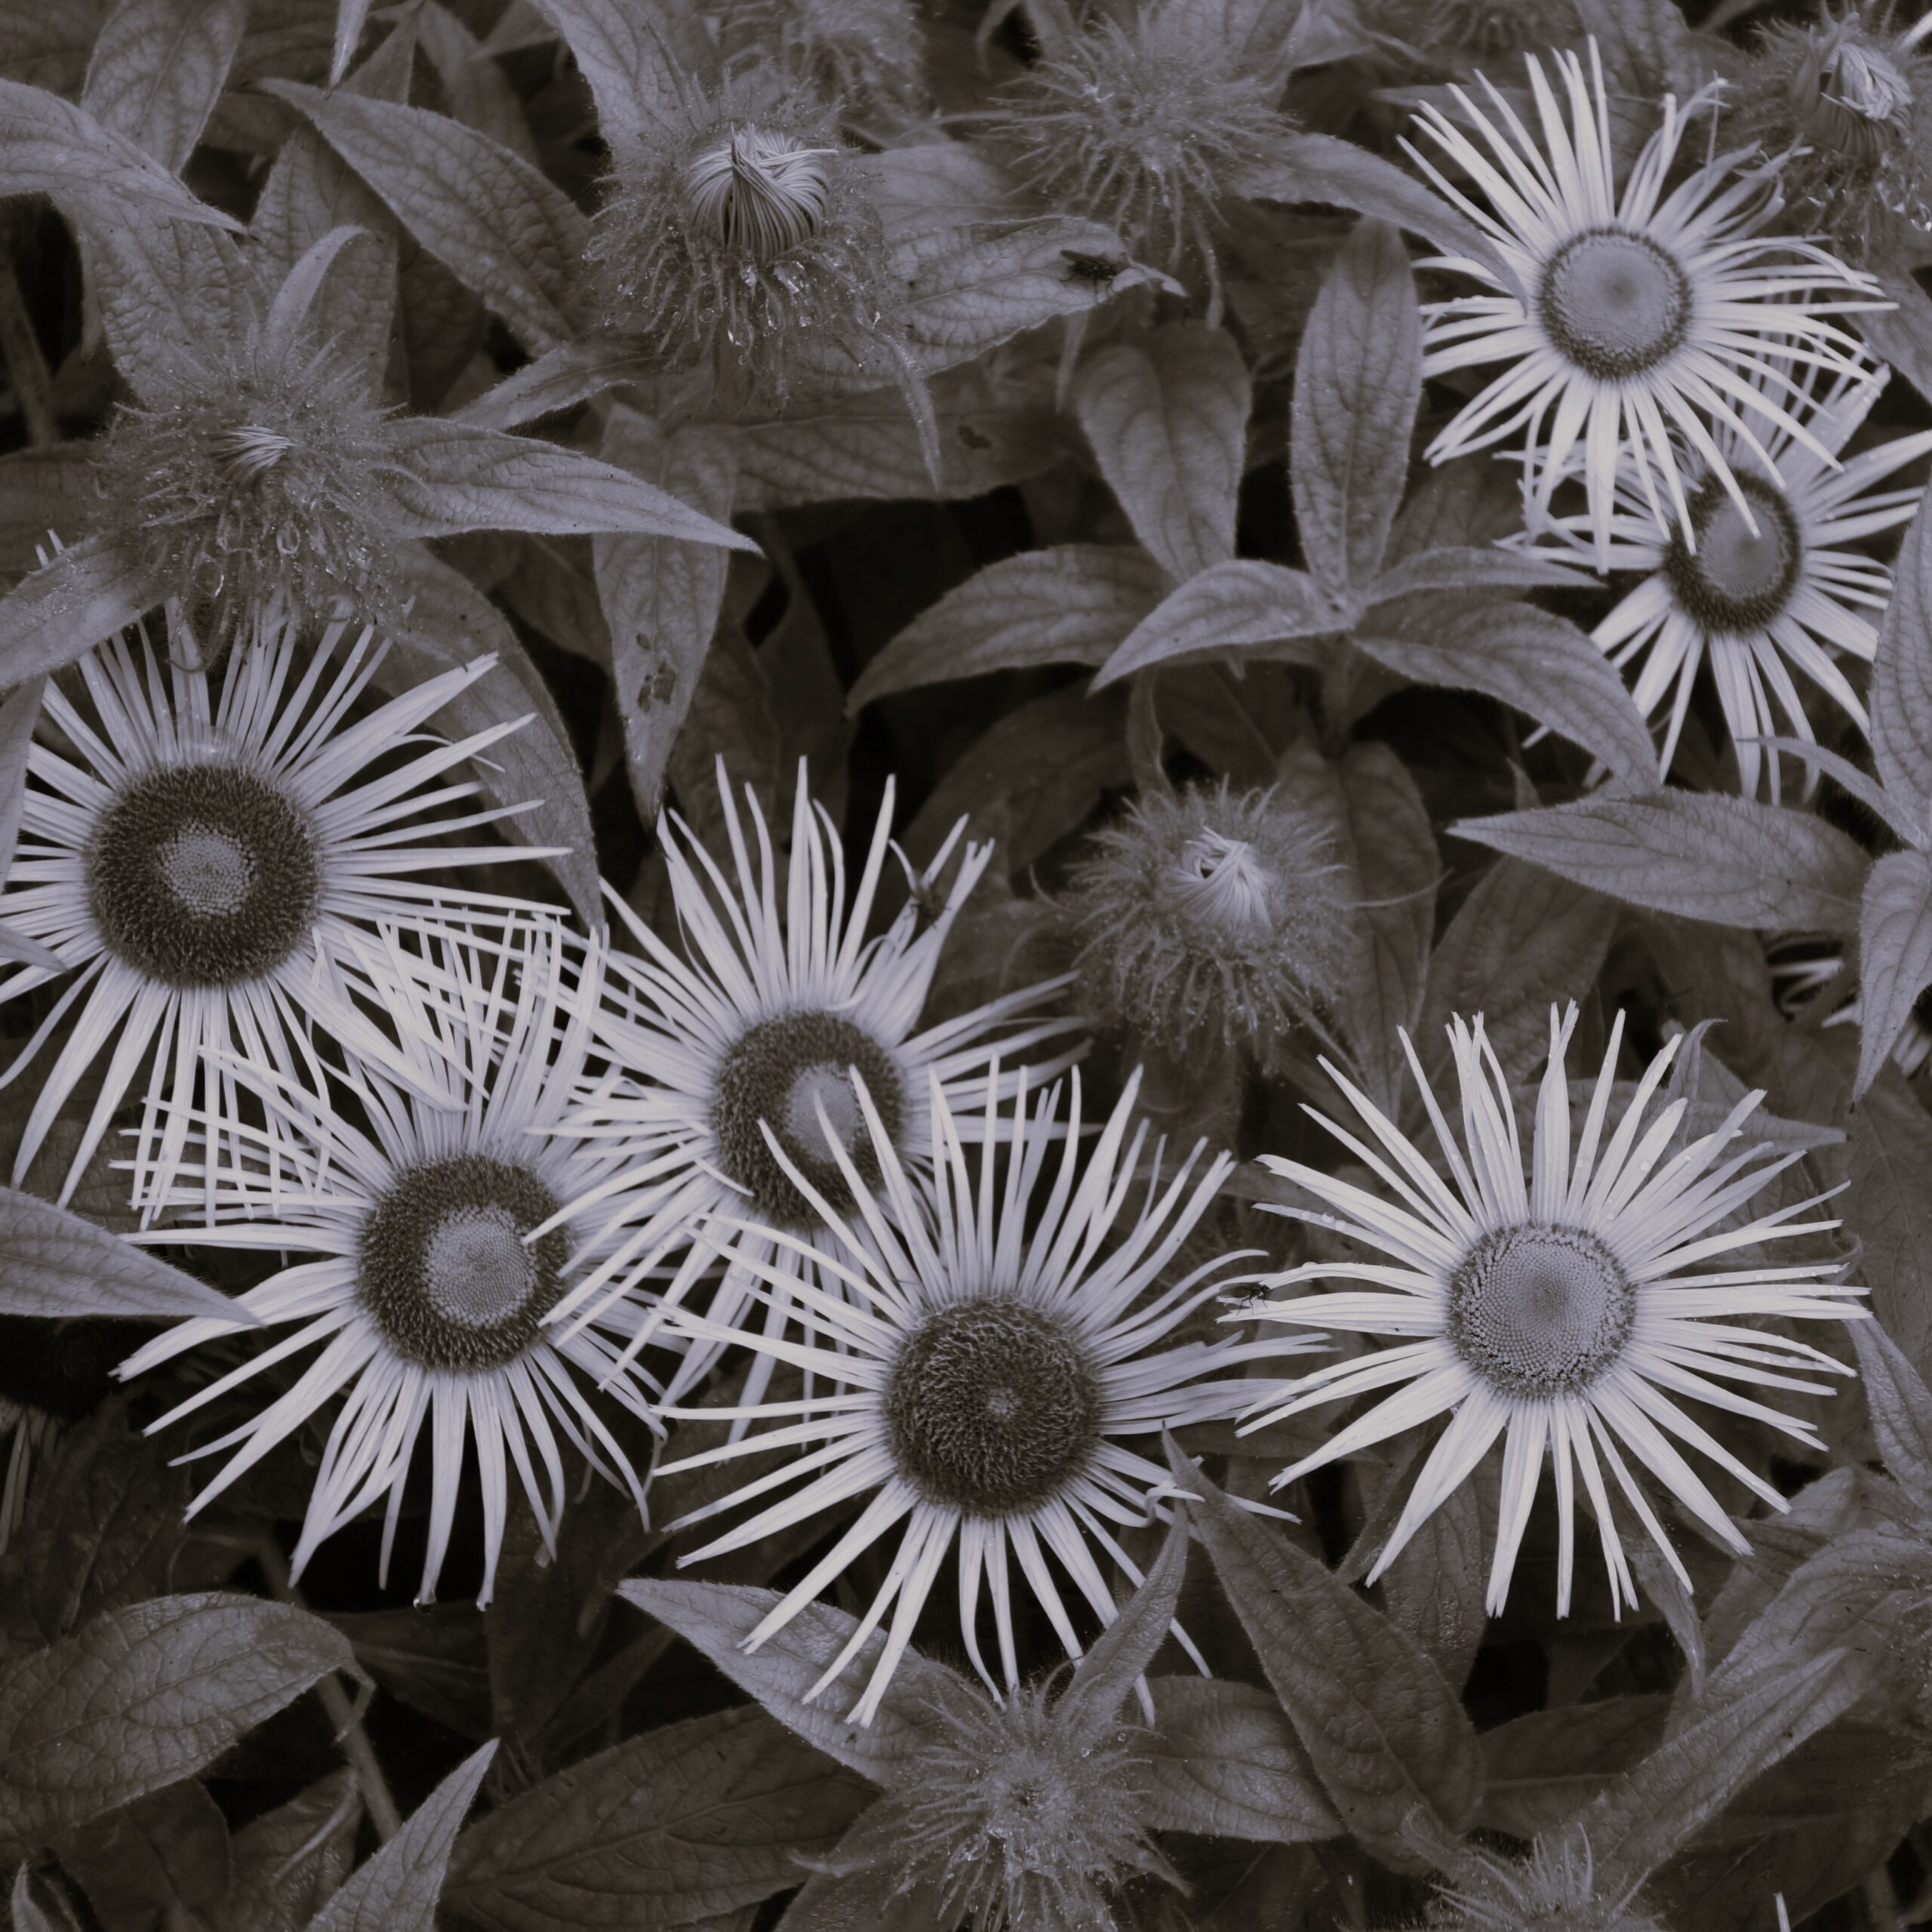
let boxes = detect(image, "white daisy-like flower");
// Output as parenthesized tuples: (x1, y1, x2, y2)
(1408, 40, 1883, 562)
(1768, 935, 1932, 1076)
(115, 923, 659, 1605)
(1241, 1004, 1863, 1616)
(1535, 357, 1932, 796)
(555, 763, 1078, 1409)
(651, 1066, 1316, 1724)
(0, 613, 552, 1208)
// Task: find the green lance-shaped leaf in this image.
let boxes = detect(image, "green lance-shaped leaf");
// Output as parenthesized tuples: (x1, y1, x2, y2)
(1093, 559, 1348, 686)
(518, 0, 715, 142)
(87, 211, 258, 402)
(262, 79, 592, 352)
(1142, 1679, 1341, 1844)
(0, 77, 240, 226)
(0, 1185, 250, 1324)
(380, 544, 602, 931)
(381, 419, 756, 552)
(1857, 847, 1932, 1097)
(1850, 1072, 1932, 1378)
(1418, 857, 1619, 1090)
(57, 1779, 231, 1930)
(10, 1868, 62, 1932)
(1852, 1318, 1932, 1515)
(308, 1740, 494, 1932)
(444, 1706, 871, 1932)
(618, 1577, 955, 1788)
(1162, 1438, 1483, 1871)
(1872, 465, 1932, 845)
(1056, 1512, 1190, 1737)
(852, 545, 1170, 709)
(1073, 324, 1251, 584)
(214, 1770, 360, 1932)
(1364, 544, 1592, 602)
(0, 677, 60, 973)
(1452, 791, 1871, 933)
(1474, 1697, 1671, 1841)
(81, 0, 246, 175)
(0, 1594, 358, 1860)
(1585, 1650, 1872, 1897)
(0, 536, 161, 689)
(1354, 603, 1658, 787)
(594, 409, 739, 826)
(1292, 217, 1420, 595)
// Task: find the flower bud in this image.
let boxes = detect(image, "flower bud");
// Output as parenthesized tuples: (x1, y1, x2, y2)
(1425, 1829, 1667, 1931)
(717, 0, 925, 118)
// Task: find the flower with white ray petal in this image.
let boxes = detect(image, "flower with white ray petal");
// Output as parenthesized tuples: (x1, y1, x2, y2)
(649, 1066, 1318, 1724)
(116, 923, 659, 1606)
(555, 763, 1078, 1411)
(1241, 1004, 1863, 1616)
(1407, 39, 1882, 564)
(0, 613, 552, 1209)
(1532, 356, 1932, 796)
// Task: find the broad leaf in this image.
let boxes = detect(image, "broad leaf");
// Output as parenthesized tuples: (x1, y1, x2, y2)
(9, 1869, 63, 1932)
(0, 1186, 246, 1323)
(263, 80, 592, 352)
(518, 0, 712, 141)
(1355, 604, 1657, 786)
(382, 544, 601, 928)
(1475, 1697, 1671, 1840)
(0, 77, 239, 226)
(1057, 1513, 1189, 1735)
(309, 1741, 495, 1932)
(1143, 1678, 1340, 1844)
(382, 419, 754, 551)
(595, 409, 739, 825)
(1857, 847, 1932, 1097)
(56, 1779, 230, 1932)
(1871, 441, 1932, 839)
(852, 545, 1168, 708)
(1366, 543, 1589, 601)
(1847, 1072, 1932, 1377)
(444, 1707, 870, 1931)
(85, 217, 257, 401)
(0, 1594, 357, 1859)
(1291, 218, 1418, 593)
(1164, 1441, 1483, 1870)
(1586, 1651, 1872, 1895)
(1418, 857, 1619, 1088)
(1852, 1319, 1932, 1514)
(80, 0, 245, 174)
(619, 1577, 953, 1787)
(1073, 325, 1250, 583)
(1094, 559, 1347, 686)
(214, 1772, 360, 1932)
(1453, 792, 1870, 933)
(0, 535, 160, 686)
(454, 340, 660, 432)
(0, 676, 44, 878)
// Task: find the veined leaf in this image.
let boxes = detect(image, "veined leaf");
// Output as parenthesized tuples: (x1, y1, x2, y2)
(1850, 1319, 1932, 1516)
(1453, 792, 1870, 933)
(81, 0, 245, 174)
(0, 1595, 356, 1859)
(1057, 1514, 1189, 1735)
(1094, 559, 1346, 686)
(1143, 1678, 1341, 1844)
(0, 1186, 246, 1323)
(1365, 544, 1591, 602)
(1857, 847, 1932, 1097)
(444, 1706, 870, 1931)
(1872, 492, 1932, 838)
(0, 676, 43, 879)
(1073, 325, 1250, 583)
(1475, 1697, 1670, 1841)
(454, 340, 663, 432)
(518, 0, 713, 141)
(382, 419, 754, 551)
(308, 1741, 495, 1932)
(619, 1577, 954, 1787)
(595, 409, 739, 826)
(263, 79, 592, 352)
(56, 1780, 230, 1932)
(0, 77, 239, 226)
(1163, 1441, 1482, 1870)
(214, 1772, 360, 1932)
(1355, 603, 1657, 785)
(1848, 1074, 1932, 1378)
(1292, 218, 1418, 593)
(852, 545, 1169, 708)
(85, 216, 257, 401)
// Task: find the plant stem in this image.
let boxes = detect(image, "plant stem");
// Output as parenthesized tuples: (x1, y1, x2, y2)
(257, 1540, 405, 1842)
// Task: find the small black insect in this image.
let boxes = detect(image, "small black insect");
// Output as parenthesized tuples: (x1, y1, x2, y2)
(1061, 248, 1127, 284)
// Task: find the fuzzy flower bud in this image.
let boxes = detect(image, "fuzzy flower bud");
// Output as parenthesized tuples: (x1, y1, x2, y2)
(841, 1674, 1180, 1932)
(717, 0, 926, 118)
(1060, 782, 1350, 1059)
(1366, 0, 1581, 64)
(1732, 3, 1932, 260)
(589, 75, 906, 408)
(92, 332, 402, 641)
(989, 0, 1291, 305)
(1424, 1829, 1666, 1932)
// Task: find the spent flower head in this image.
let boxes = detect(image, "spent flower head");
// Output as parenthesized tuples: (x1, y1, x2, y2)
(717, 0, 926, 118)
(846, 1670, 1180, 1932)
(989, 0, 1291, 309)
(1061, 782, 1351, 1060)
(1733, 3, 1932, 262)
